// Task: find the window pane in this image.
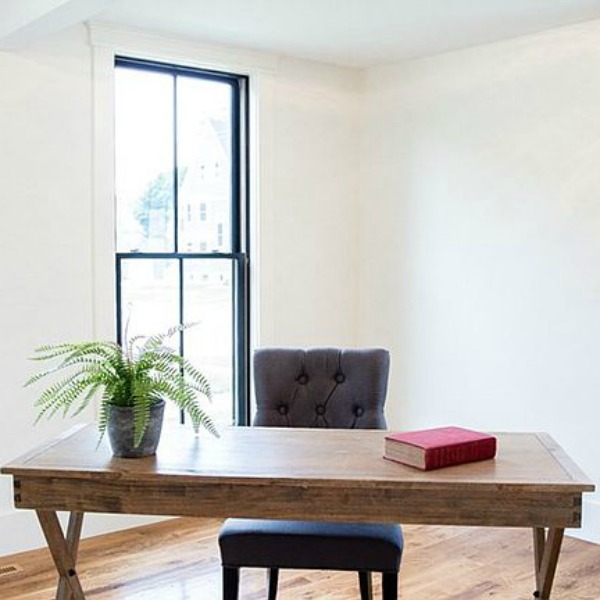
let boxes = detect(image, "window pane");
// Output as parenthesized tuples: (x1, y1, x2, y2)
(115, 69, 174, 252)
(120, 258, 181, 422)
(177, 77, 232, 253)
(183, 260, 234, 427)
(119, 259, 180, 342)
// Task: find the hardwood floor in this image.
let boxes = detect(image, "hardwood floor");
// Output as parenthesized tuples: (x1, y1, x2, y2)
(0, 518, 599, 599)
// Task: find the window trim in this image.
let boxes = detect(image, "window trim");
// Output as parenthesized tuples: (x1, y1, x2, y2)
(90, 23, 270, 425)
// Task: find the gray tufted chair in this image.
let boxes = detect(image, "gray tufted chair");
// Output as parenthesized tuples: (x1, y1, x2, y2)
(218, 347, 403, 600)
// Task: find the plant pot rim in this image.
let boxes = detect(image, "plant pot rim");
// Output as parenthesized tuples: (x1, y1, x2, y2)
(108, 399, 166, 410)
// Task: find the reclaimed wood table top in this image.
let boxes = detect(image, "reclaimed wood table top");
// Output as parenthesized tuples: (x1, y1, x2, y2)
(1, 424, 593, 528)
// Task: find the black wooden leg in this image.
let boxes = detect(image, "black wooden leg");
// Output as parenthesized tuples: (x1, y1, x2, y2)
(223, 566, 239, 600)
(358, 571, 373, 600)
(382, 572, 398, 600)
(267, 568, 279, 600)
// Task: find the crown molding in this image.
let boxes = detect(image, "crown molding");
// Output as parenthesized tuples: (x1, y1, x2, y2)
(87, 21, 279, 74)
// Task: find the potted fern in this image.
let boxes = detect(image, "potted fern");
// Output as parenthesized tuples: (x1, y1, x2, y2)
(25, 325, 216, 458)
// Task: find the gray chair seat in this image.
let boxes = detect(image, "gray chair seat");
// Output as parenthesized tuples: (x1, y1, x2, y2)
(219, 519, 403, 572)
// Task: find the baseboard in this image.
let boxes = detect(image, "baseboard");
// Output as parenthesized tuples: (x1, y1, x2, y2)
(0, 509, 166, 557)
(568, 498, 600, 545)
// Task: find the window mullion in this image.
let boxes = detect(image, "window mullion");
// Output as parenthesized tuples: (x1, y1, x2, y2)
(231, 81, 241, 253)
(173, 74, 179, 254)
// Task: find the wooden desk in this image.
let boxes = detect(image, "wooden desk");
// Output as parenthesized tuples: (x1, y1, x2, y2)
(1, 425, 594, 599)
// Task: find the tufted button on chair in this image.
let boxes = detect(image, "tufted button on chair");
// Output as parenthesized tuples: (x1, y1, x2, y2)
(218, 347, 403, 600)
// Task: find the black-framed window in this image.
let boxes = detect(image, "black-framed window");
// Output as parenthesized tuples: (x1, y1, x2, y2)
(114, 56, 250, 427)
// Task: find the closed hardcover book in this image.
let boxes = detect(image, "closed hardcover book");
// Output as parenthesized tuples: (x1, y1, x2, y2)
(384, 426, 497, 470)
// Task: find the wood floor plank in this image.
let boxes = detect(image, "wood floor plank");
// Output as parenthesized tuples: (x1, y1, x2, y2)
(0, 518, 599, 599)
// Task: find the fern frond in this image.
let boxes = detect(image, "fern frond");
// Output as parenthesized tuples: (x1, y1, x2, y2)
(181, 359, 213, 400)
(35, 375, 99, 423)
(132, 394, 154, 447)
(143, 325, 181, 349)
(97, 392, 112, 445)
(151, 378, 217, 437)
(71, 381, 103, 417)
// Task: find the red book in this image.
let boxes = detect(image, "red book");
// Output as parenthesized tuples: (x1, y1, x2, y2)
(384, 426, 497, 470)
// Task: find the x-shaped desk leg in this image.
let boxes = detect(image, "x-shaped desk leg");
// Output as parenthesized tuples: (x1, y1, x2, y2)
(37, 510, 85, 600)
(533, 527, 564, 599)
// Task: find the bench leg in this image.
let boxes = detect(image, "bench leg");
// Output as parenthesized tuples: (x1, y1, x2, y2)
(223, 566, 239, 600)
(382, 572, 398, 600)
(358, 571, 372, 600)
(267, 567, 279, 600)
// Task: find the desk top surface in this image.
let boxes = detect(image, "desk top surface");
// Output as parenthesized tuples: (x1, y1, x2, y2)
(1, 424, 594, 494)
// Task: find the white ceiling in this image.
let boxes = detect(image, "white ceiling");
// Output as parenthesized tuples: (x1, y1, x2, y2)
(96, 0, 600, 67)
(3, 0, 600, 66)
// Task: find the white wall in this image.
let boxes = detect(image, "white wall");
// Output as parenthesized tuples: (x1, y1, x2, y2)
(259, 57, 360, 347)
(0, 25, 360, 556)
(0, 24, 97, 556)
(360, 20, 600, 542)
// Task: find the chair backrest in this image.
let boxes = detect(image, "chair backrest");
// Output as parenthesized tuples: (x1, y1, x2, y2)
(252, 347, 390, 430)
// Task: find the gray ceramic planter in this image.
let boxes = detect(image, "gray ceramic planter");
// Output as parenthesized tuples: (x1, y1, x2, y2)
(107, 400, 165, 458)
